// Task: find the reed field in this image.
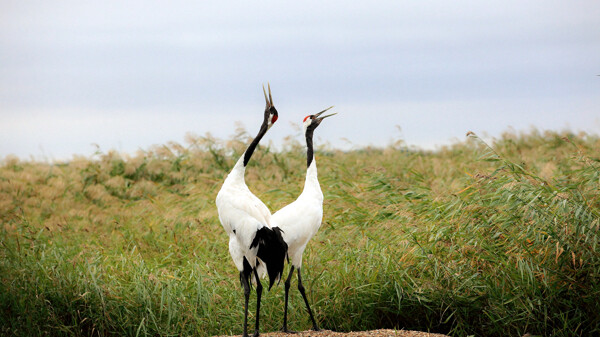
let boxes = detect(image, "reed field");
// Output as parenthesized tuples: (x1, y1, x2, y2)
(1, 129, 599, 336)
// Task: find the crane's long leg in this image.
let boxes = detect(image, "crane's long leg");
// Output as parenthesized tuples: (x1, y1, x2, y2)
(297, 268, 319, 331)
(240, 271, 251, 337)
(253, 268, 263, 337)
(281, 266, 296, 333)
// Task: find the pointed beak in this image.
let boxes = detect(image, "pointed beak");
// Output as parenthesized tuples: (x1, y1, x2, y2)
(317, 112, 337, 121)
(263, 83, 274, 108)
(314, 106, 337, 122)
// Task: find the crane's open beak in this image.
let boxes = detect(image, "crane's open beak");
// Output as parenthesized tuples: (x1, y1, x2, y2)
(315, 106, 337, 122)
(263, 83, 274, 108)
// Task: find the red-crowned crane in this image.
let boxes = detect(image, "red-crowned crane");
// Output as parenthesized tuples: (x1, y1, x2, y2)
(272, 107, 337, 332)
(215, 85, 288, 337)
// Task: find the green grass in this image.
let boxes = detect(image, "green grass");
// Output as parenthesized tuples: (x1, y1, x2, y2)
(1, 129, 599, 336)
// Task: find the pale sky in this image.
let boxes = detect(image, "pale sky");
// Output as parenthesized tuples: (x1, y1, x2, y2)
(1, 1, 599, 160)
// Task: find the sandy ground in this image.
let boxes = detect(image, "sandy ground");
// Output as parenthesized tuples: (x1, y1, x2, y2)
(214, 329, 449, 337)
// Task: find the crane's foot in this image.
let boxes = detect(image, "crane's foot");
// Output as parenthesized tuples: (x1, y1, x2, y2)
(281, 326, 297, 334)
(311, 326, 321, 332)
(252, 330, 260, 337)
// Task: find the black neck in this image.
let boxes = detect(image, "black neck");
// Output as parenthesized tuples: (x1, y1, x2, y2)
(305, 125, 316, 168)
(243, 120, 269, 167)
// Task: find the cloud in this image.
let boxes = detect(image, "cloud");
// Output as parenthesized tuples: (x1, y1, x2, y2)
(1, 1, 599, 158)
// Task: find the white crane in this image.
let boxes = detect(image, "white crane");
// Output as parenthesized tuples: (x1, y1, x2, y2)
(272, 107, 336, 332)
(215, 84, 288, 337)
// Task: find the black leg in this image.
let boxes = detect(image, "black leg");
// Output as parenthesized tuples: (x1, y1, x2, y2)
(253, 268, 263, 337)
(297, 268, 319, 331)
(281, 266, 295, 333)
(240, 271, 251, 337)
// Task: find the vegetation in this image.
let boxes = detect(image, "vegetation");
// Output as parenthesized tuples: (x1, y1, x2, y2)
(1, 129, 599, 336)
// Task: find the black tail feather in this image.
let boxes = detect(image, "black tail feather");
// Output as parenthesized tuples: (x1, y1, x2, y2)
(251, 227, 288, 290)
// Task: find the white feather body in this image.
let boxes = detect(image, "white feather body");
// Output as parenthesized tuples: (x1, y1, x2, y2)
(216, 156, 270, 278)
(272, 161, 323, 268)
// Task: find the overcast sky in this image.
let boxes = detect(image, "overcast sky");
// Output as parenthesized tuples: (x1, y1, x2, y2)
(1, 1, 599, 160)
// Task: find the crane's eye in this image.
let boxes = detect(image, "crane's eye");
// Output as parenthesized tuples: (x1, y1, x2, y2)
(303, 116, 312, 122)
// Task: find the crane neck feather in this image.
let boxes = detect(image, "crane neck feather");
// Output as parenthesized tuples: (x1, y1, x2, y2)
(302, 158, 321, 196)
(306, 158, 318, 179)
(305, 123, 317, 168)
(243, 119, 269, 167)
(221, 157, 247, 187)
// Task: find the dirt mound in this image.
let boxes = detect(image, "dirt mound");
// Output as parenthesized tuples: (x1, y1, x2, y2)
(215, 329, 449, 337)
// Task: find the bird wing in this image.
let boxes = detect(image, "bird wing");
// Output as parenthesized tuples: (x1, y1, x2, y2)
(243, 191, 272, 227)
(217, 181, 271, 224)
(216, 187, 272, 250)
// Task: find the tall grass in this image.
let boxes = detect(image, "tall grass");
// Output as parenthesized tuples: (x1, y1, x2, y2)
(1, 130, 599, 336)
